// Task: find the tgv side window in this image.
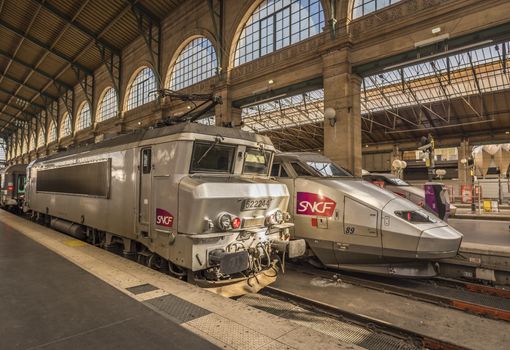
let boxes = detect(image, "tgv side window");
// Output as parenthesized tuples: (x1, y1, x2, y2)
(271, 163, 281, 177)
(291, 162, 313, 176)
(142, 148, 152, 174)
(271, 163, 289, 177)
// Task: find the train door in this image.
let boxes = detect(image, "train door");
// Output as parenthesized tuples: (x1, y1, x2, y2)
(333, 196, 382, 264)
(138, 148, 152, 233)
(16, 173, 26, 199)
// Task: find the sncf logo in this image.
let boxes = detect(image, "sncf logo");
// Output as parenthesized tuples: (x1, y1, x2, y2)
(296, 192, 336, 217)
(156, 208, 174, 228)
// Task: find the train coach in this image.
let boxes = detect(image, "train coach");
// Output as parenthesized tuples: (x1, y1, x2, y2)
(0, 163, 27, 212)
(272, 152, 463, 277)
(24, 123, 304, 296)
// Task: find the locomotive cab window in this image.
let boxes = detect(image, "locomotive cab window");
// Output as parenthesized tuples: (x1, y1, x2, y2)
(142, 149, 152, 174)
(190, 141, 235, 173)
(243, 148, 271, 175)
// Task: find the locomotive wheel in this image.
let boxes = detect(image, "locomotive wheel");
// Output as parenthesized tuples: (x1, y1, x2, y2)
(147, 254, 165, 271)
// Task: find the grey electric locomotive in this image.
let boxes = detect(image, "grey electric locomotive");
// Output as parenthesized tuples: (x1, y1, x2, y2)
(0, 163, 27, 212)
(25, 123, 304, 296)
(272, 152, 463, 277)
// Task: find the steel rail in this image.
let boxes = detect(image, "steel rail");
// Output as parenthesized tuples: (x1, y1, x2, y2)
(433, 277, 510, 299)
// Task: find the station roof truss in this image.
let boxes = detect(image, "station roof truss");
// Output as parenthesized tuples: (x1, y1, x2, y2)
(0, 0, 182, 140)
(241, 90, 325, 151)
(241, 40, 510, 150)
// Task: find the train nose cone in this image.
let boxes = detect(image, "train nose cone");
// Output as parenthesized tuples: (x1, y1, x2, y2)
(416, 225, 463, 259)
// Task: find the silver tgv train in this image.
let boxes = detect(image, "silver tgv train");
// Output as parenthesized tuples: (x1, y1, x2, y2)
(273, 152, 463, 277)
(24, 123, 304, 297)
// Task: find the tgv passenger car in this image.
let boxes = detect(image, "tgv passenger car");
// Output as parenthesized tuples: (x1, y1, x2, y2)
(0, 164, 27, 211)
(272, 152, 463, 277)
(362, 172, 457, 216)
(25, 123, 303, 296)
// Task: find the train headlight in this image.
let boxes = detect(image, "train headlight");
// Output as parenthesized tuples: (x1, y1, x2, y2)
(216, 213, 242, 231)
(266, 210, 284, 225)
(217, 213, 232, 231)
(274, 210, 284, 224)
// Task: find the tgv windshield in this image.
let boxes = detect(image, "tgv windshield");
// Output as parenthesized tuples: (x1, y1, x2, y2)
(387, 177, 409, 186)
(306, 161, 351, 177)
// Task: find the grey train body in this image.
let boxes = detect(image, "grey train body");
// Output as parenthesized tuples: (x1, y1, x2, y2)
(0, 164, 27, 210)
(273, 152, 463, 277)
(25, 124, 301, 295)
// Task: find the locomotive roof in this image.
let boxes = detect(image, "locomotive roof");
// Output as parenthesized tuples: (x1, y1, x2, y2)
(34, 123, 273, 164)
(0, 163, 27, 173)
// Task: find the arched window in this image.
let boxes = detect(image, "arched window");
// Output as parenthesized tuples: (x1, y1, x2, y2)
(37, 127, 46, 148)
(48, 121, 57, 143)
(126, 67, 157, 110)
(61, 112, 72, 137)
(352, 0, 401, 19)
(76, 102, 91, 131)
(169, 37, 217, 91)
(234, 0, 324, 66)
(98, 88, 118, 122)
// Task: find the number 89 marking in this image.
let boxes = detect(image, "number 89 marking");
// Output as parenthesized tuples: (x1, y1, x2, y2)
(345, 226, 355, 235)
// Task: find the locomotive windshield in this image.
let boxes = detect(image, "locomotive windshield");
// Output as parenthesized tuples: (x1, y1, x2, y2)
(190, 141, 235, 173)
(306, 161, 352, 177)
(243, 148, 271, 175)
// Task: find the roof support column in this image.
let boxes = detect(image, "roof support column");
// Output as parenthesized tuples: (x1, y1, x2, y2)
(322, 48, 362, 176)
(390, 144, 402, 177)
(458, 139, 472, 188)
(214, 84, 242, 128)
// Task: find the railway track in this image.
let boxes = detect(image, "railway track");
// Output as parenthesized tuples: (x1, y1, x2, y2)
(287, 262, 510, 322)
(258, 286, 470, 350)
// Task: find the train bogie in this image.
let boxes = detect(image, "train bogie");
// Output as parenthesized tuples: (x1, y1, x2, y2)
(273, 152, 463, 277)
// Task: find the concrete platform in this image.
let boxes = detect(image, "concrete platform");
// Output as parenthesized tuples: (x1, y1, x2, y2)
(0, 220, 216, 350)
(450, 218, 510, 246)
(271, 269, 510, 350)
(436, 217, 510, 285)
(441, 242, 510, 285)
(0, 210, 356, 350)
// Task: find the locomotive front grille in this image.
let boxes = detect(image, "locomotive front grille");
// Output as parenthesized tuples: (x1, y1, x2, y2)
(242, 217, 264, 228)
